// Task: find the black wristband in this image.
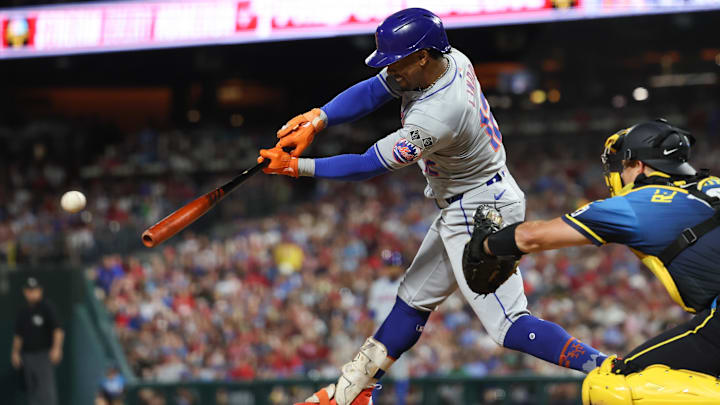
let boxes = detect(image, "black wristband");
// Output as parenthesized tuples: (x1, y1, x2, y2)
(487, 222, 525, 257)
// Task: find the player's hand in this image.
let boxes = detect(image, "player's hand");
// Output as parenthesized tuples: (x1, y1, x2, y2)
(258, 148, 299, 178)
(49, 347, 62, 365)
(276, 108, 327, 157)
(11, 351, 22, 369)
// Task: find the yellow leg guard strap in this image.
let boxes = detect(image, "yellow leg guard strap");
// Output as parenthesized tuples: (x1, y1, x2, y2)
(583, 357, 720, 405)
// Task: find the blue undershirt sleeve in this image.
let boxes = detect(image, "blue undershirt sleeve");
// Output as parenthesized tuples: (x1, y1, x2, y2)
(314, 144, 389, 181)
(321, 76, 395, 127)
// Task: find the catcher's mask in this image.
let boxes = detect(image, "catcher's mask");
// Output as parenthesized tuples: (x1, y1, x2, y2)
(601, 119, 696, 196)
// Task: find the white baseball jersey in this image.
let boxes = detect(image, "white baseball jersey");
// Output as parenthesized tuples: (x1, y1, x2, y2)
(373, 48, 506, 200)
(371, 48, 530, 346)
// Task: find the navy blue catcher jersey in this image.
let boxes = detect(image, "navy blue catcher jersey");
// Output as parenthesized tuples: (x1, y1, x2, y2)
(562, 174, 720, 312)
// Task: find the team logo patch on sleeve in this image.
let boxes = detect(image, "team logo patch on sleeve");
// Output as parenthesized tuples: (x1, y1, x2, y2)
(393, 139, 422, 164)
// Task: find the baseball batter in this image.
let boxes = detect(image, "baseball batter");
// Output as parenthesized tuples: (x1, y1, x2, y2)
(258, 8, 606, 405)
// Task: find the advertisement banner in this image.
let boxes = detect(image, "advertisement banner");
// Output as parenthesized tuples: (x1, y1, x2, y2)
(0, 0, 717, 59)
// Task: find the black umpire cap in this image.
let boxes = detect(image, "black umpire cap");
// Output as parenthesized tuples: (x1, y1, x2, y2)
(23, 277, 42, 289)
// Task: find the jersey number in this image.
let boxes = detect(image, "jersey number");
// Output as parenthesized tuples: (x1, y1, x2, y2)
(423, 159, 439, 176)
(479, 93, 502, 152)
(465, 64, 502, 152)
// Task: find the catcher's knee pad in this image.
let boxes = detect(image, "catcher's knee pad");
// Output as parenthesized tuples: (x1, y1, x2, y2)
(335, 337, 394, 405)
(582, 356, 720, 405)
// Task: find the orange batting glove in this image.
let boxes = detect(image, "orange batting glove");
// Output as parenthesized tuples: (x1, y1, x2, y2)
(276, 108, 327, 157)
(257, 148, 299, 177)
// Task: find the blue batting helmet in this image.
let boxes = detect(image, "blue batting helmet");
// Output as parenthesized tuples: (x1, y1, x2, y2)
(365, 8, 451, 68)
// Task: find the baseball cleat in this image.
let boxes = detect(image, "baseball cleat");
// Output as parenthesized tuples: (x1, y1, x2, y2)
(294, 384, 374, 405)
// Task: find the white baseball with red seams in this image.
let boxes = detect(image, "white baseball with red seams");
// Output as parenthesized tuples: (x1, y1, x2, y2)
(60, 190, 86, 213)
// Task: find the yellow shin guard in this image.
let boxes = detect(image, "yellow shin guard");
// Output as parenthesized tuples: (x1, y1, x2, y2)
(582, 357, 720, 405)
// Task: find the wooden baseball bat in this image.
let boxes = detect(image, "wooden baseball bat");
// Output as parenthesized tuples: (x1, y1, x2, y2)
(141, 160, 268, 248)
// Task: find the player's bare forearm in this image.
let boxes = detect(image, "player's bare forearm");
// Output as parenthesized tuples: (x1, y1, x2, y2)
(50, 329, 64, 364)
(516, 217, 591, 252)
(12, 335, 22, 354)
(11, 335, 22, 369)
(52, 329, 64, 351)
(484, 217, 591, 254)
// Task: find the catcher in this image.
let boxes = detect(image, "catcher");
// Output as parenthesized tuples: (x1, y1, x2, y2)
(463, 119, 720, 404)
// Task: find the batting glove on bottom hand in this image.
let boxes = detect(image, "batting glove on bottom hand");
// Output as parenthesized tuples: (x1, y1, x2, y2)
(462, 206, 520, 295)
(258, 147, 299, 177)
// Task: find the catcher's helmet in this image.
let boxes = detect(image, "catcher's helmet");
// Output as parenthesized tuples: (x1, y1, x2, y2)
(365, 8, 451, 68)
(602, 119, 696, 195)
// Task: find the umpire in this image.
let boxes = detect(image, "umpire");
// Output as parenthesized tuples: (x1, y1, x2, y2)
(10, 277, 63, 405)
(463, 119, 720, 404)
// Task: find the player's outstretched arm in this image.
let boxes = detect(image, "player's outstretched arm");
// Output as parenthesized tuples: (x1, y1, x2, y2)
(481, 217, 591, 258)
(512, 217, 591, 252)
(463, 215, 592, 296)
(485, 197, 633, 256)
(275, 76, 395, 157)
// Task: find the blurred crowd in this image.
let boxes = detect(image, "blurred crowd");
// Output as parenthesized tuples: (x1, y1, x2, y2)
(2, 113, 719, 387)
(88, 135, 716, 383)
(0, 122, 295, 266)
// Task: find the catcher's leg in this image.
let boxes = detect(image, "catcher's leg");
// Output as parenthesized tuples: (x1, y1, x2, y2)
(582, 303, 720, 404)
(582, 356, 720, 404)
(618, 303, 720, 375)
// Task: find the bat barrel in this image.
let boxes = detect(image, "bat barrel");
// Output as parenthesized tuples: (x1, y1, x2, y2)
(140, 192, 217, 248)
(141, 160, 268, 248)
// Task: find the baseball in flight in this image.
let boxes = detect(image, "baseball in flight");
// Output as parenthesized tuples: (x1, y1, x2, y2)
(60, 191, 86, 213)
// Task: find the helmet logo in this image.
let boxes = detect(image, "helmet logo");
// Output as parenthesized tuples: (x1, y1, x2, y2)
(663, 148, 678, 156)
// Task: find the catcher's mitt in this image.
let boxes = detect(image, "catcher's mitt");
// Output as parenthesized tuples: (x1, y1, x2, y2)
(462, 206, 520, 295)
